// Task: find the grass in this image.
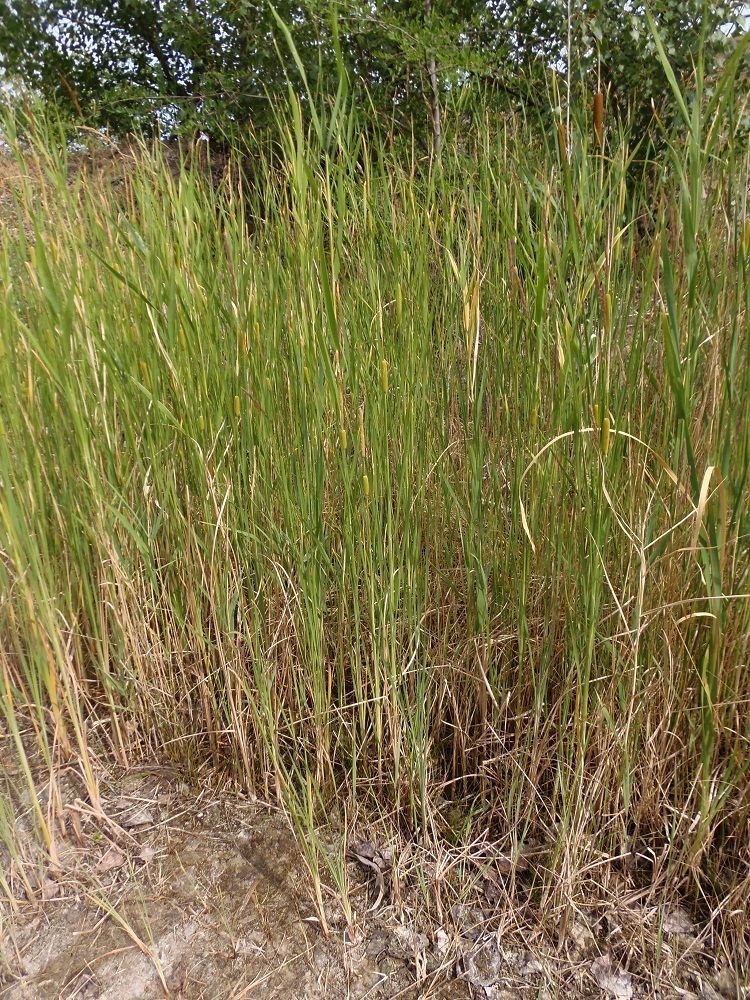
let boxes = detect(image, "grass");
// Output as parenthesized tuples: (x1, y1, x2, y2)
(1, 47, 749, 964)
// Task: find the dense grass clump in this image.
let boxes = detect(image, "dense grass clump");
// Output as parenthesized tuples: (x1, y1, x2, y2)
(1, 70, 749, 949)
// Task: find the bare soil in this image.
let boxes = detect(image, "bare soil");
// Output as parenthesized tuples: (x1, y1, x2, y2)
(0, 756, 472, 999)
(0, 746, 746, 1000)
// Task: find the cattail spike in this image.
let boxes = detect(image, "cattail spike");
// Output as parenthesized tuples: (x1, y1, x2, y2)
(593, 91, 605, 148)
(358, 404, 366, 458)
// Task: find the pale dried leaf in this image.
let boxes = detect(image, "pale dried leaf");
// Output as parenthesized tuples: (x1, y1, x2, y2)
(663, 906, 696, 936)
(96, 846, 126, 873)
(591, 954, 633, 999)
(121, 807, 154, 828)
(41, 878, 60, 900)
(434, 927, 450, 954)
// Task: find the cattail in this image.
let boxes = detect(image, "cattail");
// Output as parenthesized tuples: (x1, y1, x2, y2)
(358, 404, 366, 458)
(234, 394, 241, 418)
(601, 415, 611, 456)
(198, 414, 205, 432)
(558, 122, 568, 163)
(380, 359, 389, 394)
(593, 90, 604, 148)
(139, 360, 150, 389)
(339, 427, 347, 450)
(530, 406, 538, 430)
(303, 365, 310, 385)
(556, 326, 566, 368)
(362, 473, 370, 498)
(254, 322, 260, 345)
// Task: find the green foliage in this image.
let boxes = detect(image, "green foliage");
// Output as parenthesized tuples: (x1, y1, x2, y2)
(0, 0, 745, 138)
(1, 46, 750, 944)
(571, 1, 745, 132)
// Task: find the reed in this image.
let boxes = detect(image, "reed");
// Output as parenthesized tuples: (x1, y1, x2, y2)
(1, 48, 749, 951)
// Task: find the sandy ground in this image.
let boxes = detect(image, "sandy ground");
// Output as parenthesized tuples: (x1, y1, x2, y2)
(0, 743, 746, 1000)
(0, 758, 473, 999)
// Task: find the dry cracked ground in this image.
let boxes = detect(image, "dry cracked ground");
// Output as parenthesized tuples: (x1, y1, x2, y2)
(0, 737, 746, 1000)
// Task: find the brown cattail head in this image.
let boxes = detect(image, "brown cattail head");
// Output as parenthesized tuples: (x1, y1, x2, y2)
(557, 121, 568, 163)
(593, 91, 604, 148)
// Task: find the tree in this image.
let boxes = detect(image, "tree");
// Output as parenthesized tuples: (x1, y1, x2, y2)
(0, 1, 338, 133)
(0, 0, 745, 139)
(569, 1, 746, 133)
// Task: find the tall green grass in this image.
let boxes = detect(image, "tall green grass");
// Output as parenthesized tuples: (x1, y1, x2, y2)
(1, 58, 749, 948)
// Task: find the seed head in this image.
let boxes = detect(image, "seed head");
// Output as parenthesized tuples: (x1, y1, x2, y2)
(358, 404, 366, 458)
(593, 91, 604, 148)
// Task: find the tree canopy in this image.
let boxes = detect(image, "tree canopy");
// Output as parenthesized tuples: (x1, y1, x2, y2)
(0, 0, 746, 139)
